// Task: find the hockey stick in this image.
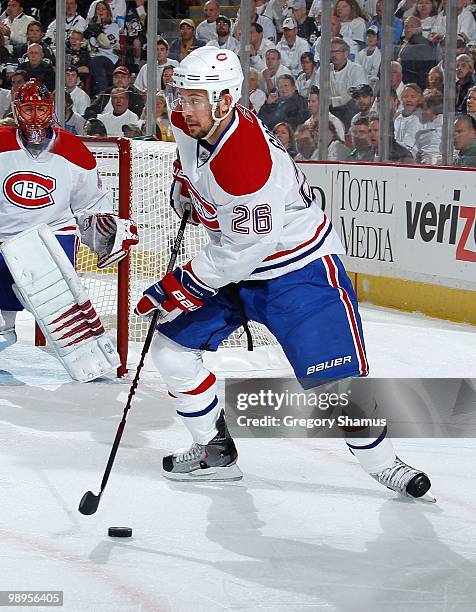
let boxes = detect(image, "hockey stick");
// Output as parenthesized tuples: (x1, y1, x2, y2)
(78, 208, 190, 515)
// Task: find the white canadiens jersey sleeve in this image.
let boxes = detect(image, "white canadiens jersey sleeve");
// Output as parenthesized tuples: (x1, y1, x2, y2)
(170, 105, 343, 289)
(0, 127, 112, 241)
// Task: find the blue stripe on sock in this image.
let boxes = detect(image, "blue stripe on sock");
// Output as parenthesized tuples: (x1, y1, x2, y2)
(176, 396, 218, 418)
(346, 425, 387, 450)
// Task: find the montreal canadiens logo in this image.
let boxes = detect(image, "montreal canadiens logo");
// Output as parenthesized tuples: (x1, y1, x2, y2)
(188, 189, 219, 231)
(216, 53, 227, 61)
(3, 172, 56, 209)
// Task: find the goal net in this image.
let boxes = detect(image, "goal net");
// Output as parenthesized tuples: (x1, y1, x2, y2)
(77, 138, 279, 375)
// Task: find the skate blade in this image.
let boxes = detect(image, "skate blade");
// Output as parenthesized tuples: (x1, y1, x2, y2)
(414, 491, 437, 503)
(162, 463, 243, 482)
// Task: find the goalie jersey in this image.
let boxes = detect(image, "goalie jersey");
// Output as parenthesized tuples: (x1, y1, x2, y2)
(0, 126, 111, 241)
(170, 104, 344, 288)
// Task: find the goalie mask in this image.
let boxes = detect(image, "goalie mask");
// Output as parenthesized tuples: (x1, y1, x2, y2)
(13, 79, 55, 145)
(168, 47, 244, 139)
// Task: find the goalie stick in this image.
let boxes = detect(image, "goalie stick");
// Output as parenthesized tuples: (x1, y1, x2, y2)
(78, 208, 190, 516)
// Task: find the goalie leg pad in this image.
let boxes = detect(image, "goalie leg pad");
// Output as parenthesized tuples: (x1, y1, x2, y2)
(1, 224, 120, 382)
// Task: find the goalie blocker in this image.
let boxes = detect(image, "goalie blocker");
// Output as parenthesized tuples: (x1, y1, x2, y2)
(1, 224, 121, 382)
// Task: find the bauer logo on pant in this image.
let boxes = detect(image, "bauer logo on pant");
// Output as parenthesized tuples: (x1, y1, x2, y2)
(3, 172, 56, 209)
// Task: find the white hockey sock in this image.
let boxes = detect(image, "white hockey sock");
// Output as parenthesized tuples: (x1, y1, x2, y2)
(345, 429, 396, 474)
(151, 331, 221, 445)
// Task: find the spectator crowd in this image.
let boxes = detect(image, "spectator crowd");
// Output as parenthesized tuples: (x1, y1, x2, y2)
(1, 0, 476, 164)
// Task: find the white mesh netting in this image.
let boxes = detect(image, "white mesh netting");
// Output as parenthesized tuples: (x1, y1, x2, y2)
(77, 139, 278, 363)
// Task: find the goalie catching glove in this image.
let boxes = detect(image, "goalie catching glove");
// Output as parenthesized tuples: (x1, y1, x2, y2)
(79, 213, 139, 269)
(134, 261, 217, 323)
(170, 159, 200, 225)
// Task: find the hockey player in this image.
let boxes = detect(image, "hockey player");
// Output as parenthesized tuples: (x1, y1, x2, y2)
(0, 79, 138, 379)
(135, 48, 433, 500)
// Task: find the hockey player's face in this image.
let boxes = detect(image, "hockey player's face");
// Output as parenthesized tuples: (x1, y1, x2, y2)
(178, 89, 214, 138)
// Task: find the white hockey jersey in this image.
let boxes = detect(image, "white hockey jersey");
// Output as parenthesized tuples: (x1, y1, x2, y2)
(171, 104, 344, 289)
(0, 127, 111, 241)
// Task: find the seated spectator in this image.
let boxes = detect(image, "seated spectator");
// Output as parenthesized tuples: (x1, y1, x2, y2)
(23, 43, 55, 91)
(294, 123, 319, 160)
(139, 92, 174, 141)
(249, 22, 276, 72)
(349, 83, 375, 127)
(14, 21, 55, 65)
(295, 51, 317, 99)
(8, 67, 26, 101)
(159, 64, 174, 92)
(168, 19, 206, 63)
(393, 82, 423, 154)
(133, 38, 178, 94)
(84, 64, 143, 118)
(315, 37, 368, 131)
(304, 85, 346, 142)
(396, 16, 436, 92)
(45, 0, 87, 45)
(66, 30, 91, 83)
(249, 67, 266, 114)
(431, 0, 476, 46)
(453, 114, 476, 167)
(0, 72, 11, 118)
(260, 48, 291, 94)
(426, 65, 444, 95)
(368, 114, 414, 163)
(356, 25, 380, 82)
(259, 0, 287, 37)
(369, 0, 403, 46)
(0, 0, 35, 51)
(97, 86, 141, 135)
(465, 85, 476, 121)
(372, 87, 401, 118)
(84, 1, 120, 95)
(123, 0, 147, 74)
(412, 0, 437, 39)
(272, 121, 297, 158)
(65, 65, 90, 115)
(87, 0, 127, 24)
(317, 119, 351, 161)
(122, 123, 142, 138)
(234, 0, 277, 43)
(290, 0, 319, 42)
(0, 30, 12, 67)
(276, 17, 310, 78)
(347, 117, 374, 161)
(455, 54, 475, 113)
(63, 90, 86, 135)
(414, 90, 443, 164)
(206, 14, 239, 54)
(83, 116, 107, 136)
(391, 60, 405, 107)
(196, 0, 221, 43)
(312, 14, 359, 62)
(258, 73, 309, 129)
(333, 0, 368, 48)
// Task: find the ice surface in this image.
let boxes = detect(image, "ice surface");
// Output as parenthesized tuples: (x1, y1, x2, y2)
(0, 306, 475, 611)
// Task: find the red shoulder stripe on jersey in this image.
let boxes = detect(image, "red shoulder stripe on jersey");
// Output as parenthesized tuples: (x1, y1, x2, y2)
(51, 128, 96, 170)
(0, 127, 21, 153)
(210, 106, 272, 196)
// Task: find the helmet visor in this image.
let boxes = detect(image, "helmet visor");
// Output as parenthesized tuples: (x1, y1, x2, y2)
(165, 84, 212, 113)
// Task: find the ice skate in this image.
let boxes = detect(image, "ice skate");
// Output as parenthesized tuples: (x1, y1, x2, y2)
(371, 456, 436, 502)
(0, 329, 17, 351)
(162, 411, 243, 482)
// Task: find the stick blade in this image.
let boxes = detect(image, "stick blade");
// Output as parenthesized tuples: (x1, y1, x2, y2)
(78, 490, 101, 515)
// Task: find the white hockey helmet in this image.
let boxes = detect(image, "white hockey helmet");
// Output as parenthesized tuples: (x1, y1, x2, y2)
(172, 47, 244, 107)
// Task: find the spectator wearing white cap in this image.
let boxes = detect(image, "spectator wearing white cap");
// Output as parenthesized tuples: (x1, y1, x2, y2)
(206, 15, 240, 54)
(196, 0, 221, 43)
(168, 19, 206, 62)
(249, 22, 276, 72)
(276, 17, 310, 78)
(356, 25, 381, 81)
(133, 38, 178, 94)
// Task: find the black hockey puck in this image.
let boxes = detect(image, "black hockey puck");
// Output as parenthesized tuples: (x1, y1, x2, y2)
(108, 527, 132, 538)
